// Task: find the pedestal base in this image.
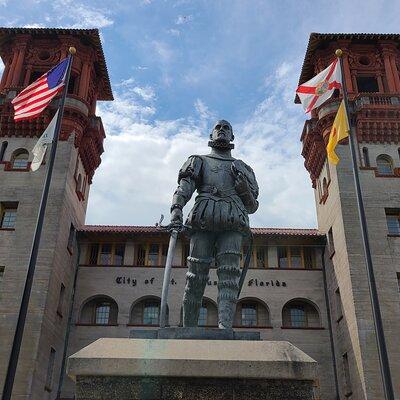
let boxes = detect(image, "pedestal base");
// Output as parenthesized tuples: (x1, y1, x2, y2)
(67, 338, 317, 400)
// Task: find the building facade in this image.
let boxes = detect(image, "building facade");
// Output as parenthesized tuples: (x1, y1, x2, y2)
(0, 29, 399, 400)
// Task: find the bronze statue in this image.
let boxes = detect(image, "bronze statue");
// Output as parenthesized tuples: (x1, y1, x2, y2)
(169, 120, 259, 329)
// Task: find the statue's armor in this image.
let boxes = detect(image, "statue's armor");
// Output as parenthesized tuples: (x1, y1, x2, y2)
(172, 153, 259, 328)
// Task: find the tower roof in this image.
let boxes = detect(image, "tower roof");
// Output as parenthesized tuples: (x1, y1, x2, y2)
(0, 27, 113, 100)
(295, 32, 400, 103)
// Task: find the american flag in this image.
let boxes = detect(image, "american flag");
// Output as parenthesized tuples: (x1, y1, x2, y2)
(12, 57, 70, 122)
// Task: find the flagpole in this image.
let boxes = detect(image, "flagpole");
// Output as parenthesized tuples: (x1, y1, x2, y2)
(1, 47, 76, 400)
(335, 49, 394, 400)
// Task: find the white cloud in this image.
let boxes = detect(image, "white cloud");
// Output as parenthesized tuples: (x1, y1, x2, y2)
(175, 14, 193, 25)
(167, 28, 181, 36)
(151, 40, 174, 63)
(132, 86, 156, 102)
(52, 0, 113, 28)
(0, 0, 7, 5)
(22, 23, 46, 28)
(0, 60, 4, 76)
(87, 61, 316, 229)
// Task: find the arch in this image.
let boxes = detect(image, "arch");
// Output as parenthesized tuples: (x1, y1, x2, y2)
(234, 297, 270, 327)
(79, 294, 118, 325)
(130, 296, 168, 326)
(0, 141, 8, 162)
(11, 148, 29, 170)
(376, 154, 393, 175)
(282, 298, 320, 328)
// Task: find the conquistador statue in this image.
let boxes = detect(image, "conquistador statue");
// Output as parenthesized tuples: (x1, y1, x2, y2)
(170, 120, 259, 329)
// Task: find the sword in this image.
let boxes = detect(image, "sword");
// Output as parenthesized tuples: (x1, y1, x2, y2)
(156, 215, 182, 328)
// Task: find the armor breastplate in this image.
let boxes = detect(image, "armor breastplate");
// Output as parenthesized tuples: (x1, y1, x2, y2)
(199, 156, 235, 193)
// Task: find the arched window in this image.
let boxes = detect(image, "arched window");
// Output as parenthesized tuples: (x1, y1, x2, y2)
(282, 299, 320, 328)
(376, 155, 393, 175)
(0, 141, 8, 162)
(79, 295, 118, 325)
(234, 299, 270, 327)
(362, 147, 370, 167)
(11, 149, 29, 170)
(198, 298, 218, 326)
(130, 297, 168, 326)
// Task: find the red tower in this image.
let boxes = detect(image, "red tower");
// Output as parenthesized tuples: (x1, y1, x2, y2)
(0, 28, 112, 399)
(297, 33, 400, 399)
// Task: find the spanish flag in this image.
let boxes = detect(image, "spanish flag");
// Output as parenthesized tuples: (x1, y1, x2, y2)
(327, 100, 349, 164)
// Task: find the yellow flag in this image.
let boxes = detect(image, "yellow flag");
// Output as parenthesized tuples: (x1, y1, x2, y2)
(326, 100, 349, 164)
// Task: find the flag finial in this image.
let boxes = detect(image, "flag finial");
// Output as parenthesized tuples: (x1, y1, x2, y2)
(69, 46, 76, 55)
(335, 49, 343, 57)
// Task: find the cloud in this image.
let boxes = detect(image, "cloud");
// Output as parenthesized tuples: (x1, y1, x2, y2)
(167, 28, 181, 37)
(87, 60, 316, 229)
(175, 14, 193, 25)
(151, 40, 174, 63)
(0, 60, 4, 75)
(52, 0, 113, 28)
(22, 23, 46, 28)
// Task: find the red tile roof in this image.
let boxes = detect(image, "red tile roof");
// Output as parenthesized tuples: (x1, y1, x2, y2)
(79, 225, 322, 237)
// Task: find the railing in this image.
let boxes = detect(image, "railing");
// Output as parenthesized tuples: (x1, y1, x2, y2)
(355, 93, 400, 108)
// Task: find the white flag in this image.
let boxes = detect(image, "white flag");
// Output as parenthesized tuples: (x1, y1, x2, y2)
(296, 59, 342, 113)
(31, 110, 59, 172)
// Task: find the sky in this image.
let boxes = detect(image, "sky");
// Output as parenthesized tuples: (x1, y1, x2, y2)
(1, 0, 399, 228)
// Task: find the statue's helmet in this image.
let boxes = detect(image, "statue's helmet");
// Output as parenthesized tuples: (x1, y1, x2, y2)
(208, 120, 234, 149)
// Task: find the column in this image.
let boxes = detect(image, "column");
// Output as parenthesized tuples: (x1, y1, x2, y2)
(11, 45, 26, 87)
(78, 61, 90, 98)
(382, 49, 396, 93)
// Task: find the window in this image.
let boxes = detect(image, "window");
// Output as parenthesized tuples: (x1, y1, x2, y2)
(376, 155, 393, 175)
(114, 244, 125, 265)
(11, 149, 29, 170)
(278, 247, 288, 268)
(335, 288, 343, 322)
(282, 299, 320, 328)
(87, 243, 125, 265)
(0, 141, 7, 162)
(342, 353, 353, 396)
(386, 209, 400, 235)
(148, 244, 159, 266)
(67, 75, 78, 94)
(362, 147, 370, 167)
(198, 305, 208, 326)
(57, 283, 65, 316)
(95, 302, 111, 324)
(303, 247, 316, 268)
(0, 266, 4, 284)
(255, 246, 267, 268)
(356, 76, 379, 93)
(29, 70, 43, 84)
(143, 301, 159, 325)
(99, 243, 112, 264)
(289, 306, 306, 327)
(278, 246, 316, 269)
(67, 224, 76, 253)
(1, 203, 18, 229)
(45, 348, 56, 391)
(241, 304, 257, 327)
(76, 174, 82, 192)
(290, 247, 302, 268)
(130, 297, 165, 326)
(234, 300, 270, 327)
(79, 296, 118, 325)
(135, 243, 170, 266)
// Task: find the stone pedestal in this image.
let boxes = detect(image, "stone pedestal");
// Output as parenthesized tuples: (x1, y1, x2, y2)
(67, 338, 317, 400)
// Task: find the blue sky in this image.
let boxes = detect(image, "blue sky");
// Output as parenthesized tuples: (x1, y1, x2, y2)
(1, 0, 399, 228)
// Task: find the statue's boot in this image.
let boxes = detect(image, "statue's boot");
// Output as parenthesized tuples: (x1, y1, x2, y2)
(216, 251, 241, 329)
(182, 256, 211, 327)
